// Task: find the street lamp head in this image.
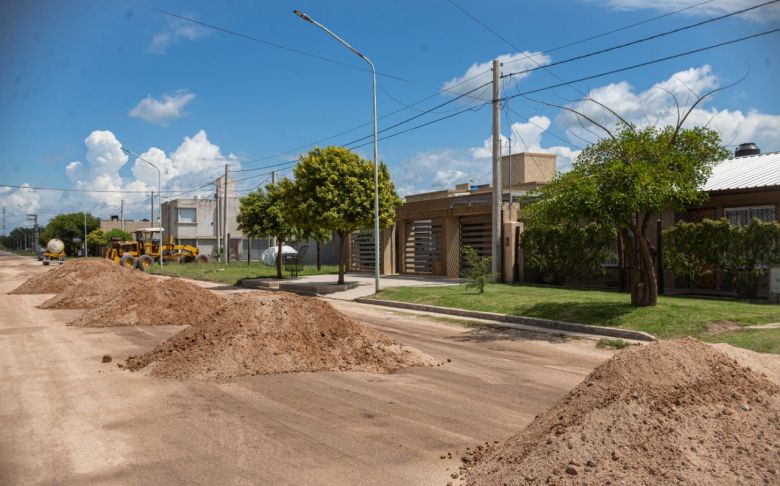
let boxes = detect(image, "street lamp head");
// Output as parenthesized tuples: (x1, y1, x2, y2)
(293, 9, 313, 23)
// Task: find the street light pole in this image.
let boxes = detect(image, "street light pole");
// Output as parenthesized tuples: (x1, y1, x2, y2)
(122, 147, 163, 269)
(293, 9, 381, 292)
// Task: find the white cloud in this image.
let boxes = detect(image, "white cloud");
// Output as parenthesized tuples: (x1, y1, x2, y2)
(129, 91, 195, 125)
(432, 169, 468, 188)
(148, 20, 208, 54)
(591, 0, 780, 22)
(396, 115, 580, 195)
(441, 51, 551, 102)
(64, 129, 237, 213)
(557, 65, 780, 153)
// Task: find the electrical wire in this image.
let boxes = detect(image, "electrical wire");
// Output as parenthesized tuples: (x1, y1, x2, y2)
(502, 27, 780, 103)
(501, 0, 779, 78)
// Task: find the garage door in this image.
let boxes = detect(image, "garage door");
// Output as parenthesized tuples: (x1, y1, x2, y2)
(403, 219, 443, 274)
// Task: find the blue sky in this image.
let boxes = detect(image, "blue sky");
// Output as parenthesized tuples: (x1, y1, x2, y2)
(1, 0, 779, 228)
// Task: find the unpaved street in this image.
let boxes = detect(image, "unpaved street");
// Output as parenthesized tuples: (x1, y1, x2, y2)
(0, 252, 611, 485)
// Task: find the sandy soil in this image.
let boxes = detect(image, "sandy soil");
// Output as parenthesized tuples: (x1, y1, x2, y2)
(0, 251, 612, 485)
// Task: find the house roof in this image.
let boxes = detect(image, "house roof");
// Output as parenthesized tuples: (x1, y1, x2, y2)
(703, 151, 780, 192)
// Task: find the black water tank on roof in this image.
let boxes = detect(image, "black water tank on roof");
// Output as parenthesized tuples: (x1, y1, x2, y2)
(735, 142, 760, 157)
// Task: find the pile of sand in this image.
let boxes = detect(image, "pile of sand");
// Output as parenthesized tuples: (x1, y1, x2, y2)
(38, 265, 148, 310)
(8, 259, 129, 295)
(466, 339, 780, 485)
(125, 292, 436, 380)
(69, 278, 225, 328)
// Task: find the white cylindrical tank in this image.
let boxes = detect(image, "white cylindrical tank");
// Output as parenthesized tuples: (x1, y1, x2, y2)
(261, 245, 297, 266)
(47, 238, 65, 254)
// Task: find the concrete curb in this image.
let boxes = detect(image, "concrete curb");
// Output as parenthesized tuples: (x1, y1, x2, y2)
(354, 298, 656, 342)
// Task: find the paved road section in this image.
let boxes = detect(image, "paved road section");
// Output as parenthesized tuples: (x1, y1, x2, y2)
(0, 252, 611, 485)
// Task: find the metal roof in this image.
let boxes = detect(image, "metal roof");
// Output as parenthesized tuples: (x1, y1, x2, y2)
(703, 151, 780, 192)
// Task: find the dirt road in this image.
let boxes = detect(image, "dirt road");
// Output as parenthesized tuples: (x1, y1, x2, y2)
(0, 252, 611, 485)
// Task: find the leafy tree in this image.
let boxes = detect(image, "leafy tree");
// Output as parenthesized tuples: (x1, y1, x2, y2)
(462, 245, 498, 293)
(665, 218, 780, 298)
(41, 212, 99, 256)
(521, 222, 615, 285)
(286, 146, 401, 285)
(526, 121, 727, 306)
(86, 229, 109, 255)
(105, 228, 132, 242)
(237, 182, 300, 279)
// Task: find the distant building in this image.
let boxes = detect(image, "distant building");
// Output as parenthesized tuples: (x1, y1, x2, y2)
(99, 216, 150, 236)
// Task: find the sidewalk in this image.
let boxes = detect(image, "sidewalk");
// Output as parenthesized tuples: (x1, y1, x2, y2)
(241, 272, 464, 300)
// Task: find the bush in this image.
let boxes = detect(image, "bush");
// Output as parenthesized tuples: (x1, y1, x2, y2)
(521, 222, 615, 285)
(664, 218, 780, 298)
(462, 245, 498, 293)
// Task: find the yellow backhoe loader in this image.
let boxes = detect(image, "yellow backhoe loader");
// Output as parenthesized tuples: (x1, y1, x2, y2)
(106, 227, 207, 271)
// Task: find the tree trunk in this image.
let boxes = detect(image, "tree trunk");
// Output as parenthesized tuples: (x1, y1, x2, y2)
(636, 230, 658, 306)
(316, 241, 321, 271)
(337, 232, 347, 285)
(276, 238, 283, 279)
(621, 228, 658, 307)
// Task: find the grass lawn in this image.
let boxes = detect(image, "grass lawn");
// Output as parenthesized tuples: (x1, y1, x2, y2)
(149, 261, 339, 286)
(372, 283, 780, 353)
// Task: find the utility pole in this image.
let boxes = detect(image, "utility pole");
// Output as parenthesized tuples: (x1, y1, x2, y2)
(2, 206, 5, 237)
(223, 164, 228, 264)
(491, 59, 502, 277)
(150, 191, 154, 224)
(120, 199, 124, 231)
(215, 179, 221, 259)
(270, 171, 276, 250)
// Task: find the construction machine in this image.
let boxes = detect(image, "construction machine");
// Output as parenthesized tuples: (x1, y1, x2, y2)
(106, 227, 207, 271)
(42, 238, 66, 266)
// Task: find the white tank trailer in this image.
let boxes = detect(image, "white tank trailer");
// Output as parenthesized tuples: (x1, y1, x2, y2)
(43, 238, 65, 266)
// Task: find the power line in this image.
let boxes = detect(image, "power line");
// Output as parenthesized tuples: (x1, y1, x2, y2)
(503, 27, 780, 103)
(501, 0, 779, 78)
(542, 0, 717, 55)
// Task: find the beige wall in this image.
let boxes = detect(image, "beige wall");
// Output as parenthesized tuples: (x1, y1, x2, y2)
(501, 152, 556, 189)
(99, 220, 150, 236)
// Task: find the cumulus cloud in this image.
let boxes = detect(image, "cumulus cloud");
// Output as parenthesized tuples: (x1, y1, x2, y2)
(64, 129, 237, 213)
(148, 20, 208, 54)
(129, 91, 195, 125)
(557, 65, 780, 153)
(441, 51, 551, 102)
(395, 115, 580, 196)
(590, 0, 780, 22)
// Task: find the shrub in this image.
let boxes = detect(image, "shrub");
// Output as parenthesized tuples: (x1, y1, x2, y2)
(664, 218, 780, 298)
(462, 245, 498, 293)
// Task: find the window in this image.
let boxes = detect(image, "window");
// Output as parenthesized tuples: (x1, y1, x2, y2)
(177, 208, 197, 223)
(724, 205, 775, 227)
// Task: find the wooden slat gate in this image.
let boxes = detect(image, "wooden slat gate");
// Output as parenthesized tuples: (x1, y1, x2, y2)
(350, 230, 375, 272)
(460, 215, 492, 273)
(403, 219, 443, 274)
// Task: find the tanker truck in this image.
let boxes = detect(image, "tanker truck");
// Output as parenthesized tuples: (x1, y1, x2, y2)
(43, 238, 65, 266)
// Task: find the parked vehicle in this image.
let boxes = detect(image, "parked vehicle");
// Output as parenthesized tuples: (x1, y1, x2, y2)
(42, 239, 65, 266)
(105, 227, 207, 271)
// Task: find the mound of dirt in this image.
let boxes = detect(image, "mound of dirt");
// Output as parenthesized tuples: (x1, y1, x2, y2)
(38, 265, 148, 310)
(467, 339, 780, 485)
(69, 278, 225, 327)
(125, 292, 435, 379)
(8, 258, 127, 295)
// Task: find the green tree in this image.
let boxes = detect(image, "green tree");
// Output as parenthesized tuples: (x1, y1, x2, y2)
(521, 222, 615, 285)
(105, 228, 132, 242)
(237, 182, 300, 279)
(86, 229, 109, 255)
(41, 212, 99, 256)
(526, 122, 727, 306)
(462, 245, 498, 293)
(286, 146, 401, 285)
